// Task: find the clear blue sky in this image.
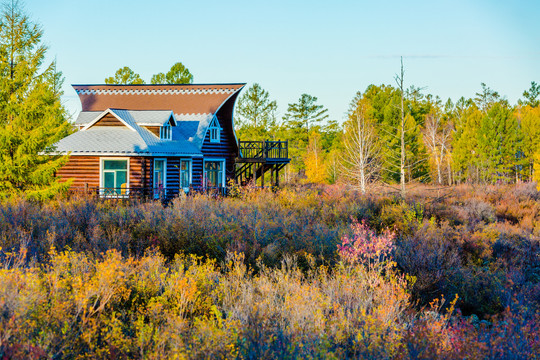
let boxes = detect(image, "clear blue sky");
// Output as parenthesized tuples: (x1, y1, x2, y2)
(27, 0, 540, 123)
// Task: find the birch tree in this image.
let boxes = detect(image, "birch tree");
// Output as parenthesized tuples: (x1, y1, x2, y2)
(341, 101, 381, 193)
(422, 114, 452, 185)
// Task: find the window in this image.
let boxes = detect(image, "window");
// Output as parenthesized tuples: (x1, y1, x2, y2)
(160, 124, 171, 140)
(101, 159, 128, 196)
(209, 117, 221, 143)
(180, 159, 191, 192)
(204, 160, 224, 188)
(153, 159, 166, 199)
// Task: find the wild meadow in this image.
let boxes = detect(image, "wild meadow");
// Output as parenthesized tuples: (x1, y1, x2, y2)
(0, 183, 538, 359)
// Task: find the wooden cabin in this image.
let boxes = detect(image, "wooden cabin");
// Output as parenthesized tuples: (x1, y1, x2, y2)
(54, 84, 290, 198)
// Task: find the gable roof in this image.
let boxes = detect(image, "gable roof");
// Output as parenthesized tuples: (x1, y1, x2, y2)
(80, 109, 175, 129)
(55, 108, 201, 156)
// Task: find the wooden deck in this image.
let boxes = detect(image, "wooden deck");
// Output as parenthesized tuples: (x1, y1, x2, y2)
(235, 140, 290, 187)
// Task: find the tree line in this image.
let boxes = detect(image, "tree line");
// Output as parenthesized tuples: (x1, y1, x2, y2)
(1, 0, 538, 200)
(235, 73, 540, 193)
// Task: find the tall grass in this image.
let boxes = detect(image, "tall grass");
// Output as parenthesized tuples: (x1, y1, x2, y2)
(0, 183, 539, 358)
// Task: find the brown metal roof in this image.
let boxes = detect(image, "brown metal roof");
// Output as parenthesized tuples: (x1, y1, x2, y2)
(73, 84, 246, 114)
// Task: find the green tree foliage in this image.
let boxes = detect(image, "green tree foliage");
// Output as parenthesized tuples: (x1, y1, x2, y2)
(151, 62, 193, 84)
(104, 66, 145, 84)
(474, 82, 500, 113)
(235, 83, 277, 140)
(0, 1, 72, 200)
(283, 94, 329, 175)
(284, 94, 329, 137)
(519, 81, 540, 107)
(360, 84, 429, 184)
(477, 102, 522, 183)
(518, 105, 540, 179)
(451, 103, 483, 182)
(453, 86, 524, 184)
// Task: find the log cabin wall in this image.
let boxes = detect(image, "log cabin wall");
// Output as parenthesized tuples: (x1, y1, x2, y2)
(192, 157, 204, 188)
(165, 157, 180, 197)
(129, 157, 146, 188)
(57, 156, 100, 188)
(57, 156, 151, 190)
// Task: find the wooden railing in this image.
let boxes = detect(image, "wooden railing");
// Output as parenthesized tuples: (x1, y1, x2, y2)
(238, 140, 288, 159)
(69, 186, 228, 200)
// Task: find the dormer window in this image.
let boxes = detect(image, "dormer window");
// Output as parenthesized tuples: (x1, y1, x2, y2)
(160, 123, 171, 140)
(209, 116, 221, 143)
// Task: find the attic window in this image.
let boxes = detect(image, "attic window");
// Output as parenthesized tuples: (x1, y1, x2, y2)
(209, 116, 221, 143)
(160, 123, 171, 140)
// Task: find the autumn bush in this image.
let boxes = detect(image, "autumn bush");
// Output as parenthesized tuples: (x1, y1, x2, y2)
(0, 183, 539, 358)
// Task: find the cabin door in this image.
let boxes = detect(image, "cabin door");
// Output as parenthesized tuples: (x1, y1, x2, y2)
(153, 159, 166, 199)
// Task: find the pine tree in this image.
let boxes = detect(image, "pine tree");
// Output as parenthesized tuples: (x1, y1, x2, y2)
(283, 94, 329, 137)
(235, 83, 277, 141)
(0, 1, 72, 200)
(283, 94, 329, 175)
(519, 81, 540, 108)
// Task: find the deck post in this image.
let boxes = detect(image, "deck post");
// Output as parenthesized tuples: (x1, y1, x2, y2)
(261, 163, 265, 189)
(254, 163, 257, 187)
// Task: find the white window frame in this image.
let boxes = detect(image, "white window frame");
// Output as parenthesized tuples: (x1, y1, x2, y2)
(179, 158, 192, 193)
(208, 116, 221, 143)
(160, 123, 172, 140)
(203, 158, 226, 189)
(99, 157, 130, 198)
(153, 158, 167, 199)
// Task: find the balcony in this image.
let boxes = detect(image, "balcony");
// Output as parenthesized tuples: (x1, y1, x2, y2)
(235, 140, 290, 187)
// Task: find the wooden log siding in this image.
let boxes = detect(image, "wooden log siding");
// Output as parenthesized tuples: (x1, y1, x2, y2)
(165, 157, 180, 197)
(57, 156, 100, 188)
(142, 126, 160, 137)
(192, 157, 204, 188)
(57, 156, 150, 190)
(90, 113, 124, 127)
(129, 157, 146, 187)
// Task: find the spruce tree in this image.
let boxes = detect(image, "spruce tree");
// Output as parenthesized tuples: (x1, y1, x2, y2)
(0, 1, 72, 200)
